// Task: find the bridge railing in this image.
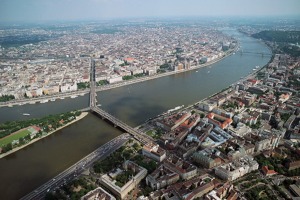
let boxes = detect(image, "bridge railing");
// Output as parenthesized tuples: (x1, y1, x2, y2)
(90, 106, 153, 144)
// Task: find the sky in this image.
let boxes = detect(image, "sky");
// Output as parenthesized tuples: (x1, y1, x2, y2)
(0, 0, 299, 22)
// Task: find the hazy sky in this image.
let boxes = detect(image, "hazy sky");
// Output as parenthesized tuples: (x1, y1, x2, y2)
(1, 0, 299, 22)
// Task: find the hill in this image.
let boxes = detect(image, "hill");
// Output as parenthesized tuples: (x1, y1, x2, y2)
(252, 30, 300, 43)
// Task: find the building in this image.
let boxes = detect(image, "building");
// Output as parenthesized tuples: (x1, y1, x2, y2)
(180, 113, 200, 131)
(163, 154, 197, 180)
(153, 174, 219, 200)
(233, 111, 260, 126)
(81, 187, 116, 200)
(108, 75, 123, 84)
(193, 148, 223, 169)
(177, 139, 199, 159)
(245, 129, 285, 152)
(205, 182, 238, 200)
(99, 160, 147, 199)
(212, 108, 234, 119)
(261, 166, 277, 176)
(217, 139, 246, 161)
(279, 93, 290, 103)
(156, 111, 191, 131)
(285, 160, 300, 171)
(215, 156, 259, 181)
(199, 101, 218, 112)
(207, 113, 233, 129)
(142, 143, 166, 162)
(289, 184, 300, 197)
(146, 165, 179, 190)
(160, 126, 189, 150)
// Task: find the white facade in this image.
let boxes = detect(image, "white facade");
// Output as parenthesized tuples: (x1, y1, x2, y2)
(99, 161, 147, 199)
(215, 156, 259, 181)
(108, 75, 123, 84)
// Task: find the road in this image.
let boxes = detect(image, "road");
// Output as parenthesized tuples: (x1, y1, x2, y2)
(20, 133, 131, 200)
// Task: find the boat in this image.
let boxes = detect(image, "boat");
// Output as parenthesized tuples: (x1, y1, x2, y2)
(207, 71, 210, 73)
(40, 99, 49, 103)
(253, 69, 256, 71)
(23, 113, 30, 116)
(195, 71, 198, 73)
(50, 98, 56, 102)
(255, 65, 260, 68)
(167, 105, 184, 113)
(60, 97, 65, 100)
(70, 95, 78, 99)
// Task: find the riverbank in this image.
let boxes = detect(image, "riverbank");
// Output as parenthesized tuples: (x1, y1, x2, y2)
(138, 42, 273, 129)
(96, 45, 239, 93)
(0, 29, 273, 200)
(0, 45, 238, 108)
(0, 112, 89, 159)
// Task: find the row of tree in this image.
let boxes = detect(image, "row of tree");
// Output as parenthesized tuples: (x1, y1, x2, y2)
(0, 95, 15, 102)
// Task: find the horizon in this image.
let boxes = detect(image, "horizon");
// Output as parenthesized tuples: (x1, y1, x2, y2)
(1, 15, 300, 25)
(1, 0, 300, 23)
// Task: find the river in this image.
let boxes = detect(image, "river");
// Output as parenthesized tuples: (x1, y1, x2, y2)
(0, 29, 271, 199)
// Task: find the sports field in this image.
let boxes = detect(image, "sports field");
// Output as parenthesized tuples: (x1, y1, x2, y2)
(0, 129, 31, 147)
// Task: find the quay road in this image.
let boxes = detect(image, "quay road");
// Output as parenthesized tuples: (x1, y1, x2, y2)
(90, 106, 154, 145)
(21, 133, 131, 200)
(0, 47, 237, 108)
(0, 89, 89, 107)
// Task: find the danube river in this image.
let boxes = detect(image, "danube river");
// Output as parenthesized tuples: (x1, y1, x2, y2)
(0, 29, 271, 199)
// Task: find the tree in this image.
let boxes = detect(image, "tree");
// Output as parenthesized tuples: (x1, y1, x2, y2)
(19, 137, 25, 145)
(132, 143, 140, 151)
(2, 143, 13, 153)
(24, 134, 31, 141)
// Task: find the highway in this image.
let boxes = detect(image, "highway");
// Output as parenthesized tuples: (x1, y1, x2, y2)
(20, 133, 131, 200)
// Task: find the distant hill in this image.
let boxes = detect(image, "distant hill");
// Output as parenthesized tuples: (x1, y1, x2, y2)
(252, 30, 300, 43)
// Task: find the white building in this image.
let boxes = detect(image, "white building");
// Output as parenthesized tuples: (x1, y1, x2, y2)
(198, 101, 218, 112)
(142, 143, 166, 162)
(215, 156, 259, 181)
(228, 122, 252, 137)
(60, 83, 77, 93)
(108, 75, 123, 84)
(81, 187, 116, 200)
(99, 160, 147, 199)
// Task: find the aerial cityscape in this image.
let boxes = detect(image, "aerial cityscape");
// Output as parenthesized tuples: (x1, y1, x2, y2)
(0, 0, 300, 200)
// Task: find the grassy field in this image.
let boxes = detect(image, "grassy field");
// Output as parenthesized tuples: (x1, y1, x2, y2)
(0, 129, 31, 147)
(146, 130, 156, 137)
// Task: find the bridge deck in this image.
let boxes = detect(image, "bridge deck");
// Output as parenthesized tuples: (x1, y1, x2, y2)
(90, 106, 153, 145)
